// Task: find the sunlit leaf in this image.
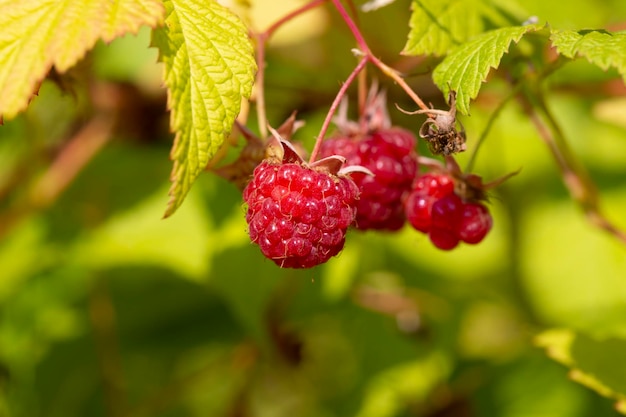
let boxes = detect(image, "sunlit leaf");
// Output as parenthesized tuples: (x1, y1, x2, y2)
(0, 0, 164, 120)
(432, 24, 542, 114)
(536, 329, 626, 414)
(402, 0, 514, 56)
(152, 0, 256, 217)
(550, 29, 626, 83)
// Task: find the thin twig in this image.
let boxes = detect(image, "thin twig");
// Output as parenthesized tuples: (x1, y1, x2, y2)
(368, 55, 431, 112)
(330, 0, 430, 112)
(309, 56, 369, 163)
(330, 0, 370, 54)
(357, 64, 368, 115)
(465, 85, 521, 172)
(522, 88, 626, 245)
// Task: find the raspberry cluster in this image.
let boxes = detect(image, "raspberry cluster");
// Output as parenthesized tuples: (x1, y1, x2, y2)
(236, 92, 500, 268)
(404, 173, 493, 250)
(319, 128, 418, 230)
(243, 158, 359, 269)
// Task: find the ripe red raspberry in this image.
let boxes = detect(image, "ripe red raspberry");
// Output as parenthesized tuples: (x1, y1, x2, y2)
(319, 91, 418, 231)
(457, 202, 492, 244)
(429, 193, 462, 250)
(243, 136, 360, 269)
(404, 173, 454, 232)
(404, 172, 493, 250)
(428, 228, 460, 250)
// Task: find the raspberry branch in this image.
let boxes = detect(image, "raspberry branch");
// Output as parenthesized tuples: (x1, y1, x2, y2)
(521, 88, 626, 245)
(305, 0, 435, 164)
(329, 0, 431, 113)
(249, 0, 438, 166)
(330, 0, 370, 55)
(309, 56, 368, 163)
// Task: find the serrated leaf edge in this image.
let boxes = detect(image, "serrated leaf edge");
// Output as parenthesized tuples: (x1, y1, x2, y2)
(433, 24, 543, 115)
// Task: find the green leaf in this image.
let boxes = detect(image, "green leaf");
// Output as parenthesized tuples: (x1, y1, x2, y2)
(152, 0, 256, 218)
(550, 29, 626, 83)
(0, 0, 164, 120)
(432, 24, 542, 114)
(402, 0, 515, 56)
(536, 329, 626, 414)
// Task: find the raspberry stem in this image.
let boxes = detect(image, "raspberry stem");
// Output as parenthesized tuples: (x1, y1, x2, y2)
(309, 56, 369, 163)
(330, 0, 370, 54)
(254, 0, 433, 155)
(368, 55, 431, 113)
(330, 0, 431, 113)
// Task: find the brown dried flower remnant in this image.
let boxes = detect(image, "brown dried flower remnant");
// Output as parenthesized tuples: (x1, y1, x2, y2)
(400, 91, 467, 156)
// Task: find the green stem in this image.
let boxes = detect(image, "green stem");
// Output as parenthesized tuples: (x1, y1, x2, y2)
(465, 84, 521, 172)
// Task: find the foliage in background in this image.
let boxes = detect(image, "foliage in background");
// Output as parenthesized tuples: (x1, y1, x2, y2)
(1, 0, 626, 416)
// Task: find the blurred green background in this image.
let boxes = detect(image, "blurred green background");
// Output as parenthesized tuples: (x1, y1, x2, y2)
(1, 0, 626, 416)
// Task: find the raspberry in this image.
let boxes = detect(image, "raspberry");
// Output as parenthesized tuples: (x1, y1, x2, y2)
(404, 173, 455, 232)
(320, 127, 418, 231)
(316, 87, 419, 231)
(457, 202, 492, 244)
(428, 227, 460, 250)
(411, 173, 455, 198)
(404, 194, 435, 233)
(244, 159, 358, 269)
(428, 193, 462, 250)
(404, 172, 493, 250)
(430, 193, 462, 230)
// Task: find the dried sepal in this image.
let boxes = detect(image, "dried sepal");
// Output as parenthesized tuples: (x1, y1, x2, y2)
(213, 112, 304, 189)
(309, 155, 347, 175)
(440, 155, 519, 201)
(338, 164, 375, 177)
(359, 82, 391, 132)
(398, 91, 467, 156)
(333, 81, 391, 136)
(266, 125, 304, 164)
(212, 122, 266, 189)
